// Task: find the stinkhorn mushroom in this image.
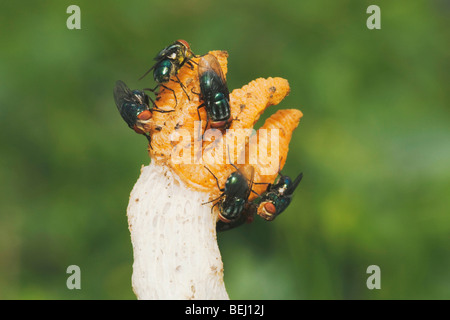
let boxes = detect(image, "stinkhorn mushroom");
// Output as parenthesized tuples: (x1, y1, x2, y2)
(124, 48, 303, 299)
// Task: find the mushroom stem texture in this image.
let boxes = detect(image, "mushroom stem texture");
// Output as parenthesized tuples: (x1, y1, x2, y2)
(127, 161, 229, 299)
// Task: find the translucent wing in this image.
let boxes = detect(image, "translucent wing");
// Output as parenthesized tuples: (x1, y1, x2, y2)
(113, 80, 147, 129)
(244, 165, 255, 200)
(138, 64, 157, 81)
(113, 80, 133, 115)
(198, 54, 229, 99)
(286, 172, 303, 195)
(139, 42, 181, 80)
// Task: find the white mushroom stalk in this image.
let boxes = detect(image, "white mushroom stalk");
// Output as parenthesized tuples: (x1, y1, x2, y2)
(127, 161, 229, 299)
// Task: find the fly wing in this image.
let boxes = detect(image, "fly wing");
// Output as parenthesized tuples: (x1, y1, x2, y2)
(141, 42, 184, 81)
(154, 42, 179, 61)
(229, 165, 255, 201)
(113, 80, 141, 129)
(245, 165, 255, 200)
(113, 80, 133, 114)
(198, 54, 229, 99)
(286, 172, 303, 195)
(138, 64, 157, 81)
(139, 44, 176, 80)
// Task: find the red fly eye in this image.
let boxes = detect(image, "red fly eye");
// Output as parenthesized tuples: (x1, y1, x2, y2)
(176, 39, 190, 50)
(218, 213, 231, 224)
(264, 202, 277, 215)
(138, 110, 152, 120)
(133, 125, 145, 134)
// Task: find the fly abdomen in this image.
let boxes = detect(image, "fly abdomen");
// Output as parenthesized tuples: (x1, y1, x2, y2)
(221, 198, 245, 221)
(210, 93, 230, 121)
(154, 60, 173, 83)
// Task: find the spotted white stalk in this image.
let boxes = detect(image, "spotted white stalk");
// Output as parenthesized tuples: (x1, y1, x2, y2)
(127, 161, 229, 299)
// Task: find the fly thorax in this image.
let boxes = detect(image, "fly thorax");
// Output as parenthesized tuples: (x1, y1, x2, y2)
(278, 185, 288, 195)
(175, 51, 186, 65)
(225, 174, 239, 191)
(201, 75, 213, 90)
(278, 177, 292, 195)
(168, 52, 177, 60)
(131, 91, 146, 105)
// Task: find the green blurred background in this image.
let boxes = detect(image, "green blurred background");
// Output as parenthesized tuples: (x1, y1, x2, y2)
(0, 0, 449, 299)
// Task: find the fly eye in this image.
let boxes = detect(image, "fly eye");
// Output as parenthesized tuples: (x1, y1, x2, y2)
(263, 202, 277, 215)
(138, 110, 152, 120)
(176, 39, 190, 50)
